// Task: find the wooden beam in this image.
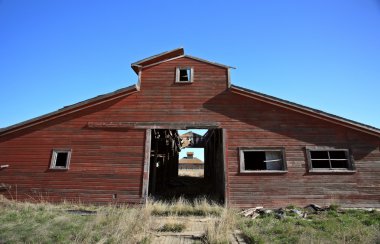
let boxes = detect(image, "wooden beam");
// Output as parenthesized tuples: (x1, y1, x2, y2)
(222, 128, 229, 207)
(87, 121, 220, 129)
(141, 129, 151, 203)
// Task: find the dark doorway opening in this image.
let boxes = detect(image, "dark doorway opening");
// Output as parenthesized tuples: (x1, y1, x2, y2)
(147, 128, 225, 203)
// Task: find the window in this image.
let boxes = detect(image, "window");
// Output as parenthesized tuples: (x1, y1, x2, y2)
(50, 149, 72, 169)
(176, 67, 193, 83)
(239, 148, 287, 173)
(306, 148, 354, 172)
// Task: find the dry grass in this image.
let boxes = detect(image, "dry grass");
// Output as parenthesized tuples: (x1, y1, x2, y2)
(0, 195, 228, 243)
(0, 195, 151, 243)
(203, 208, 237, 244)
(146, 196, 223, 216)
(2, 195, 378, 244)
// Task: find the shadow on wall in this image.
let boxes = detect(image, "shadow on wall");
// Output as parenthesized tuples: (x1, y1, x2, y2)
(202, 90, 378, 161)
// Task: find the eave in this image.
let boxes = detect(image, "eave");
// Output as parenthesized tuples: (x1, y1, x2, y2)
(0, 85, 139, 137)
(230, 85, 380, 138)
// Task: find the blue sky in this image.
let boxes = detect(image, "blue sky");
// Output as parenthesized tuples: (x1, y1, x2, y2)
(178, 130, 207, 161)
(1, 0, 380, 130)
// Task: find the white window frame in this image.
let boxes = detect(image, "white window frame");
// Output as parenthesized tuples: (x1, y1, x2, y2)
(239, 147, 287, 173)
(175, 67, 194, 83)
(306, 147, 355, 173)
(50, 149, 72, 170)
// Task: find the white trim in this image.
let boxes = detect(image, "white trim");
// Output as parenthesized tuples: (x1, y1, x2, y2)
(239, 147, 287, 173)
(175, 67, 194, 83)
(141, 55, 234, 70)
(227, 68, 232, 88)
(50, 149, 72, 170)
(136, 66, 142, 91)
(306, 148, 355, 172)
(142, 55, 186, 69)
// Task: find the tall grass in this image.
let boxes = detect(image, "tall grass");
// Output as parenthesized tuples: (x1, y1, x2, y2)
(203, 208, 237, 244)
(2, 195, 378, 244)
(0, 195, 151, 243)
(146, 196, 223, 216)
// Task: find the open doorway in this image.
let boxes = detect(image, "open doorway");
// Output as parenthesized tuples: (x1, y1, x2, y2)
(147, 128, 225, 203)
(178, 129, 206, 178)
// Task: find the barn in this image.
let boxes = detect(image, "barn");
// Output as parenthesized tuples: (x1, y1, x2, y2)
(0, 48, 379, 208)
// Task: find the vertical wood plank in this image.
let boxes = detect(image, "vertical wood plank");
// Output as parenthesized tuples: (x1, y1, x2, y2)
(141, 129, 151, 203)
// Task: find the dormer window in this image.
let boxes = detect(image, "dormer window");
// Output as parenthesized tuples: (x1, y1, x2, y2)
(176, 67, 193, 83)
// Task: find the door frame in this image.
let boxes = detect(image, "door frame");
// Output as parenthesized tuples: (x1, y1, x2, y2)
(141, 127, 228, 205)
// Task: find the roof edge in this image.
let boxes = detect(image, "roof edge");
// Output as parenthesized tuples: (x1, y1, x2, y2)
(0, 84, 139, 137)
(131, 47, 184, 73)
(131, 48, 235, 74)
(230, 85, 380, 138)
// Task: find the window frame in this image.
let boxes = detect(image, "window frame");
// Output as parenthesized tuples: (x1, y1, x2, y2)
(49, 149, 72, 170)
(239, 147, 287, 173)
(305, 147, 356, 173)
(175, 67, 194, 83)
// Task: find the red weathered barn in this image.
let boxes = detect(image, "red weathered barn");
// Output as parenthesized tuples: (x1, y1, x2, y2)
(1, 48, 379, 208)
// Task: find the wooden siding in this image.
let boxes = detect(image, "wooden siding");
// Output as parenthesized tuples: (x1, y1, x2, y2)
(1, 56, 379, 208)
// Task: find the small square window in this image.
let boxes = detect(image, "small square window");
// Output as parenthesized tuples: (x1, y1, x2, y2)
(239, 148, 287, 173)
(306, 148, 355, 172)
(50, 149, 72, 170)
(176, 67, 193, 83)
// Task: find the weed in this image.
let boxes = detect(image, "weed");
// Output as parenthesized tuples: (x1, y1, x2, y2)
(239, 207, 380, 244)
(158, 223, 186, 232)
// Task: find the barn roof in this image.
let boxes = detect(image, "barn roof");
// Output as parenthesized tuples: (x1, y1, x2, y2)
(0, 85, 138, 136)
(1, 49, 379, 139)
(180, 131, 202, 138)
(179, 157, 204, 165)
(231, 85, 380, 138)
(131, 47, 234, 74)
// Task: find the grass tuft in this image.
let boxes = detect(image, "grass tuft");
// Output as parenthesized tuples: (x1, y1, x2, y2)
(146, 196, 223, 216)
(158, 223, 186, 232)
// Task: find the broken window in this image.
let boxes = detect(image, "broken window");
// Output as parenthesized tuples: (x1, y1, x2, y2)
(306, 149, 353, 171)
(176, 67, 193, 83)
(239, 148, 286, 172)
(50, 149, 72, 169)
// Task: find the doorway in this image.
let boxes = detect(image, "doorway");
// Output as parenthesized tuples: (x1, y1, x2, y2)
(145, 128, 225, 203)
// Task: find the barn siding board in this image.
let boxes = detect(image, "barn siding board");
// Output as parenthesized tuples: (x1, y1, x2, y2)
(1, 55, 379, 208)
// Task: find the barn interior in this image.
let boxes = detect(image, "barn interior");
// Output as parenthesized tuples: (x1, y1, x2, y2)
(148, 128, 225, 203)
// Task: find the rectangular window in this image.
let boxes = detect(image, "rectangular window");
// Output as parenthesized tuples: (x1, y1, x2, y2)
(176, 67, 193, 83)
(50, 149, 72, 170)
(306, 148, 354, 172)
(239, 148, 287, 173)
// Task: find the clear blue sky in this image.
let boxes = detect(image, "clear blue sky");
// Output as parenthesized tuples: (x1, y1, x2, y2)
(1, 1, 379, 129)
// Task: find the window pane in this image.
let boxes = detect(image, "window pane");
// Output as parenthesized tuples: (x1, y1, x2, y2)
(329, 151, 347, 159)
(265, 151, 284, 170)
(55, 152, 68, 167)
(311, 159, 330, 168)
(179, 69, 190, 81)
(244, 151, 266, 170)
(310, 151, 328, 159)
(331, 160, 348, 168)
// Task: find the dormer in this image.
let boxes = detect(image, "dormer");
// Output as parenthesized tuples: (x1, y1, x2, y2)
(131, 48, 234, 90)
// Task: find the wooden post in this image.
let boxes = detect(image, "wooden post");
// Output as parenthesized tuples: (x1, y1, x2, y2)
(222, 128, 228, 207)
(141, 129, 151, 203)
